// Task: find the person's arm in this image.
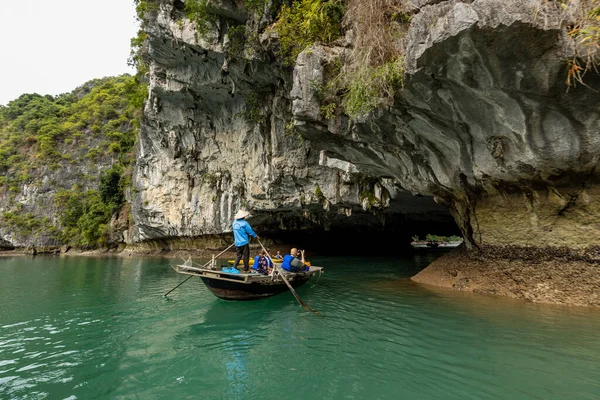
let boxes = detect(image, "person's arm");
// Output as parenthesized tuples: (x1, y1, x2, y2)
(300, 250, 309, 271)
(300, 250, 306, 264)
(267, 257, 273, 268)
(252, 256, 259, 270)
(245, 221, 258, 239)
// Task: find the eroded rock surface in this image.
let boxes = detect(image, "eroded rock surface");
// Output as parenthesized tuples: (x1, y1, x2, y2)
(132, 0, 452, 243)
(137, 0, 600, 304)
(293, 0, 600, 252)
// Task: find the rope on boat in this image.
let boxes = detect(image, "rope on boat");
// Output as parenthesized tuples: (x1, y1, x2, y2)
(164, 243, 235, 297)
(257, 239, 318, 314)
(185, 257, 215, 269)
(313, 270, 323, 286)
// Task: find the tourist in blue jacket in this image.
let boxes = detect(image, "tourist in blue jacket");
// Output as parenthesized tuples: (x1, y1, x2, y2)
(232, 209, 258, 272)
(281, 248, 309, 272)
(253, 249, 273, 275)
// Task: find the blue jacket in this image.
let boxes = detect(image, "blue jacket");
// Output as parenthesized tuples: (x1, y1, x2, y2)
(281, 254, 309, 272)
(232, 219, 257, 246)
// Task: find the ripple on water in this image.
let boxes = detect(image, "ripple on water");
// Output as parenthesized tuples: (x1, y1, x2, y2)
(0, 315, 91, 399)
(1, 255, 600, 399)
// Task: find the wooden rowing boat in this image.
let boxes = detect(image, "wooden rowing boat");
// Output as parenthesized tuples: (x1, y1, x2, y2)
(173, 262, 324, 301)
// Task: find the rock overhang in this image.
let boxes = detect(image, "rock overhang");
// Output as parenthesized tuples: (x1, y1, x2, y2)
(134, 0, 600, 251)
(293, 0, 600, 195)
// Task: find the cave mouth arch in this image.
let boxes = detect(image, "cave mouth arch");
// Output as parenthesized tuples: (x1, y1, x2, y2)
(253, 205, 460, 256)
(265, 225, 460, 256)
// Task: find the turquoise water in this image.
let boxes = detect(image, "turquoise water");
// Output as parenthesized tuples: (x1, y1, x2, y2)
(1, 254, 600, 399)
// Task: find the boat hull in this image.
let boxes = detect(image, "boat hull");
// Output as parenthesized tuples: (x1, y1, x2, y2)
(200, 275, 312, 301)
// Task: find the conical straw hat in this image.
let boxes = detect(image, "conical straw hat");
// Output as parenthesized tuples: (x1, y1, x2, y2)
(234, 209, 250, 219)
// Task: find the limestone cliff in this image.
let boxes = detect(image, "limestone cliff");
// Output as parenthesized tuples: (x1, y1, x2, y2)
(293, 0, 600, 251)
(290, 0, 600, 305)
(136, 0, 600, 304)
(132, 0, 453, 245)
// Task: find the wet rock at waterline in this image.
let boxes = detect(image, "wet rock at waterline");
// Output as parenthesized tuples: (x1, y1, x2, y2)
(412, 246, 600, 307)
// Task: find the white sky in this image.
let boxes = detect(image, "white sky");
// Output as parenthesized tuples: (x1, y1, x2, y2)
(0, 0, 139, 105)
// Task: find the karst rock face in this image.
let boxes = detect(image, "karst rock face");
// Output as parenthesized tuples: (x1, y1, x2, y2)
(132, 0, 454, 244)
(291, 0, 600, 252)
(136, 0, 600, 302)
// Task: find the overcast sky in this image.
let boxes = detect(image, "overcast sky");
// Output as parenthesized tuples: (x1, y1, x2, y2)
(0, 0, 139, 105)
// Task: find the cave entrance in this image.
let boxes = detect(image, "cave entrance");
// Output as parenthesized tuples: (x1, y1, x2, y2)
(260, 215, 460, 256)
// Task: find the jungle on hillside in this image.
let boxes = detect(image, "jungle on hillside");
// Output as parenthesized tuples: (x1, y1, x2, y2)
(0, 75, 145, 249)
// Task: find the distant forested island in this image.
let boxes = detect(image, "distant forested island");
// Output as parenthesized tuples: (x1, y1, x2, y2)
(0, 75, 145, 251)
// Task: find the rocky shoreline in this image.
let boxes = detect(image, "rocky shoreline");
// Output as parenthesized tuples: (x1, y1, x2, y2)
(412, 246, 600, 307)
(0, 247, 239, 259)
(0, 238, 292, 260)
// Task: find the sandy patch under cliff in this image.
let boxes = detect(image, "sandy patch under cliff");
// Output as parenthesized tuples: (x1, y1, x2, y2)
(412, 247, 600, 307)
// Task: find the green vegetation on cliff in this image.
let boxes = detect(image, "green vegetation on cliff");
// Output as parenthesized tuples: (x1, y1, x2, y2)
(273, 0, 345, 65)
(1, 209, 59, 244)
(314, 0, 409, 119)
(181, 0, 405, 119)
(0, 75, 140, 179)
(567, 1, 600, 86)
(54, 188, 116, 247)
(133, 0, 600, 122)
(0, 75, 143, 248)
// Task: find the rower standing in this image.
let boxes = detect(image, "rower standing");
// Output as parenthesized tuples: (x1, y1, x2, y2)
(232, 209, 258, 272)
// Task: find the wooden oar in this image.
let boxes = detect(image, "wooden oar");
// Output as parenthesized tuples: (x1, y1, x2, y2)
(164, 243, 235, 297)
(257, 239, 318, 314)
(163, 275, 194, 297)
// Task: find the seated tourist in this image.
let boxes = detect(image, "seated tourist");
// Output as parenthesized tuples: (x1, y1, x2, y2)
(252, 249, 273, 275)
(274, 250, 283, 260)
(281, 248, 309, 272)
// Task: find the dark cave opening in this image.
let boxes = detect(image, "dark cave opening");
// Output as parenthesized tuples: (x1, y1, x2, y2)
(259, 216, 460, 256)
(248, 193, 461, 256)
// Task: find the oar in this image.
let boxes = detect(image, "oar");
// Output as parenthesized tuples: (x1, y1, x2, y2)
(257, 239, 318, 314)
(164, 243, 235, 297)
(164, 275, 194, 297)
